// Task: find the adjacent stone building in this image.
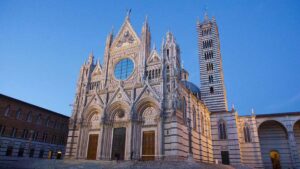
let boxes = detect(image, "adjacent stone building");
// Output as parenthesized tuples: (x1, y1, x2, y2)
(0, 94, 69, 160)
(66, 13, 300, 169)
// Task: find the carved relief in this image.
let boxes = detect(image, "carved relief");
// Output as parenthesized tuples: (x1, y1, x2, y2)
(90, 113, 100, 129)
(114, 110, 127, 122)
(142, 107, 158, 125)
(116, 30, 135, 48)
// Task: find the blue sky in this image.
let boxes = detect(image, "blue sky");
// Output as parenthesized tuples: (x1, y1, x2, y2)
(0, 0, 299, 116)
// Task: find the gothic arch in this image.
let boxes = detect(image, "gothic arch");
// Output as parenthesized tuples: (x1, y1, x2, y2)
(134, 97, 160, 121)
(293, 119, 300, 158)
(257, 119, 287, 132)
(106, 101, 131, 121)
(82, 105, 103, 122)
(258, 120, 292, 168)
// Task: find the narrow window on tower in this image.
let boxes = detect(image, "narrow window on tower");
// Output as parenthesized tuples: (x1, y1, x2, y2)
(166, 49, 169, 57)
(209, 63, 213, 71)
(209, 75, 213, 83)
(218, 120, 227, 140)
(210, 87, 214, 94)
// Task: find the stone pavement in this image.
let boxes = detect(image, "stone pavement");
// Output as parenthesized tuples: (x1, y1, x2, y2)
(0, 159, 253, 169)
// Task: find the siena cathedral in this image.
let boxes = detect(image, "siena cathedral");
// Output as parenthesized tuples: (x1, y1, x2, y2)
(65, 13, 300, 169)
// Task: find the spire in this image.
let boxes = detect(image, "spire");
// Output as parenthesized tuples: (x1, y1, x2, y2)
(110, 26, 114, 36)
(204, 11, 209, 22)
(126, 9, 131, 21)
(204, 5, 209, 22)
(251, 108, 255, 116)
(96, 58, 100, 66)
(144, 15, 148, 25)
(196, 16, 200, 25)
(88, 51, 94, 65)
(152, 43, 156, 50)
(161, 37, 165, 49)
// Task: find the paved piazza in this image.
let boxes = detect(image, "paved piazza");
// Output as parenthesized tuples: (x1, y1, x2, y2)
(0, 159, 253, 169)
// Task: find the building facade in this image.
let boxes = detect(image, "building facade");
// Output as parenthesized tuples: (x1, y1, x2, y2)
(66, 13, 300, 169)
(65, 14, 213, 162)
(0, 94, 69, 160)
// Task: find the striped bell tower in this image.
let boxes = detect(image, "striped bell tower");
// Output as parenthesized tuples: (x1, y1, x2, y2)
(197, 13, 228, 112)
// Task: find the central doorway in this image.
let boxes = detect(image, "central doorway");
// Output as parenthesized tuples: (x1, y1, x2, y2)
(111, 127, 126, 160)
(221, 151, 230, 165)
(87, 134, 99, 160)
(142, 130, 155, 161)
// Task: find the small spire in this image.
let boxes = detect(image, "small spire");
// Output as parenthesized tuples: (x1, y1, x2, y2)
(231, 104, 235, 110)
(126, 8, 131, 20)
(161, 37, 165, 47)
(181, 60, 184, 69)
(110, 26, 114, 35)
(204, 12, 209, 21)
(88, 50, 94, 65)
(196, 16, 200, 25)
(145, 15, 148, 24)
(251, 108, 255, 116)
(153, 43, 156, 50)
(204, 5, 209, 21)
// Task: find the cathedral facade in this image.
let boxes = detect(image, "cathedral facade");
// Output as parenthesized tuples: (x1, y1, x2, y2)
(65, 14, 300, 169)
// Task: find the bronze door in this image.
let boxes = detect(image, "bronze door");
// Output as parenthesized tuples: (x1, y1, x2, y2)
(142, 131, 155, 161)
(87, 134, 98, 160)
(111, 127, 126, 160)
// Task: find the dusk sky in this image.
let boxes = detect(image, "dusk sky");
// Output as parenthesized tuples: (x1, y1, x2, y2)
(0, 0, 299, 117)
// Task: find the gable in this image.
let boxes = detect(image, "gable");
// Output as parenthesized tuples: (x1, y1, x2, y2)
(111, 19, 140, 50)
(147, 50, 161, 64)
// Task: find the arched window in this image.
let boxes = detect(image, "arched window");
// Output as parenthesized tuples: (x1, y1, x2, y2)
(218, 119, 227, 140)
(243, 124, 251, 143)
(4, 105, 10, 116)
(192, 107, 197, 130)
(26, 112, 32, 122)
(182, 97, 187, 124)
(36, 114, 42, 124)
(16, 109, 21, 119)
(46, 118, 50, 127)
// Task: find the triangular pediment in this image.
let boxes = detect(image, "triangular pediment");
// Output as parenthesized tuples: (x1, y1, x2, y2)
(91, 63, 102, 77)
(147, 49, 161, 64)
(107, 85, 132, 106)
(111, 18, 140, 50)
(135, 81, 161, 103)
(84, 92, 104, 109)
